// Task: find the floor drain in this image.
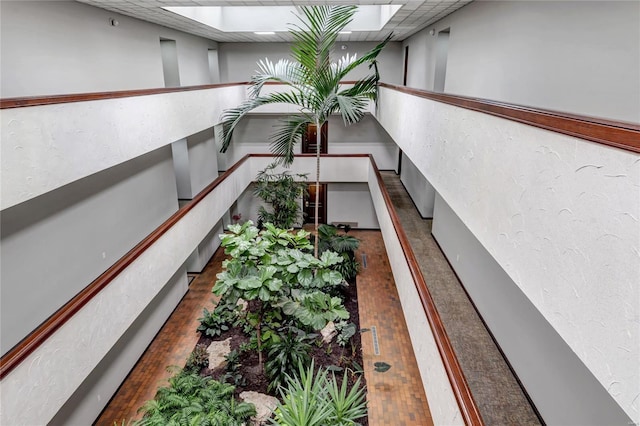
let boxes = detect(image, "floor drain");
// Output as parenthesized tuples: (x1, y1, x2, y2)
(362, 253, 367, 269)
(371, 325, 380, 355)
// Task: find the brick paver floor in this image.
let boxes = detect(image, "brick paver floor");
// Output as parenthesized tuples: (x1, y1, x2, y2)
(355, 230, 433, 426)
(96, 230, 432, 425)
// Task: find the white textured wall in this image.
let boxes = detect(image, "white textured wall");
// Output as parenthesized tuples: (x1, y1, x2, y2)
(0, 0, 216, 97)
(218, 41, 403, 85)
(403, 1, 640, 123)
(367, 163, 463, 425)
(1, 85, 246, 210)
(376, 87, 640, 423)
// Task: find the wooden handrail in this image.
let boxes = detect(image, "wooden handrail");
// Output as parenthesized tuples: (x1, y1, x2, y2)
(379, 82, 640, 154)
(3, 80, 636, 153)
(0, 82, 248, 109)
(369, 154, 484, 426)
(0, 155, 251, 379)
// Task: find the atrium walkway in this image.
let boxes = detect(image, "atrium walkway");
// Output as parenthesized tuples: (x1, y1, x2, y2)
(96, 229, 432, 425)
(381, 171, 542, 425)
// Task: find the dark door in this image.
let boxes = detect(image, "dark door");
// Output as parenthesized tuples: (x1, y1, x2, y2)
(304, 183, 327, 225)
(302, 122, 328, 154)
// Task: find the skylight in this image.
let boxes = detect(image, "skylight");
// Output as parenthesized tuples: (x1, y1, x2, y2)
(163, 5, 402, 33)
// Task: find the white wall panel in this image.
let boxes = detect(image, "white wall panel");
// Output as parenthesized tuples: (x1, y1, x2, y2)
(1, 86, 246, 210)
(375, 87, 640, 423)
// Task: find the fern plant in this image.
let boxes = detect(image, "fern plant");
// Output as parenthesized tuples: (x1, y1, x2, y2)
(134, 371, 255, 426)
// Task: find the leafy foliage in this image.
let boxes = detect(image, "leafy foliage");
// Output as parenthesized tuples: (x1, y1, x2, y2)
(185, 344, 209, 373)
(221, 350, 246, 387)
(134, 371, 255, 426)
(254, 163, 308, 229)
(212, 221, 349, 367)
(335, 320, 357, 347)
(265, 327, 316, 392)
(270, 361, 367, 426)
(196, 300, 237, 338)
(317, 224, 361, 281)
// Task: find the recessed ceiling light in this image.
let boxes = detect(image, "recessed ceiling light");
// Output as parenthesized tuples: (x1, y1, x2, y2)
(254, 31, 275, 35)
(339, 31, 352, 34)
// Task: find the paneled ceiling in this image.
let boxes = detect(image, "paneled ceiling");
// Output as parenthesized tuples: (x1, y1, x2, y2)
(75, 0, 472, 42)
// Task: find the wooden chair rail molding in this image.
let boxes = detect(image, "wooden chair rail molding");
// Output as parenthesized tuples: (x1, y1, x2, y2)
(0, 81, 359, 109)
(379, 82, 640, 154)
(0, 82, 248, 109)
(369, 154, 484, 426)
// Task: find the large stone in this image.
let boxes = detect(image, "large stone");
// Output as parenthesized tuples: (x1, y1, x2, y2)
(206, 337, 231, 370)
(321, 321, 337, 344)
(240, 391, 279, 425)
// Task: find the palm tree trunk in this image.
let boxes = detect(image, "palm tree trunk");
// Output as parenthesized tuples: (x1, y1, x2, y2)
(314, 119, 321, 258)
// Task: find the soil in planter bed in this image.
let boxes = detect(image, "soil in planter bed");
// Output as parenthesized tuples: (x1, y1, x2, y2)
(193, 279, 367, 424)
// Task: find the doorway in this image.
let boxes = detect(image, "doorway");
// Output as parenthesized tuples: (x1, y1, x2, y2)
(160, 38, 180, 88)
(304, 183, 327, 225)
(403, 45, 409, 86)
(302, 122, 328, 154)
(433, 29, 450, 93)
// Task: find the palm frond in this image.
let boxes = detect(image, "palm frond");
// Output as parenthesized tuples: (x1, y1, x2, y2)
(334, 33, 393, 82)
(290, 6, 356, 76)
(219, 91, 311, 152)
(269, 114, 312, 165)
(249, 58, 307, 98)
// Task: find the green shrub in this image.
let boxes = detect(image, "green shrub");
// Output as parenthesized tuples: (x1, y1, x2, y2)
(265, 327, 315, 392)
(135, 371, 255, 426)
(185, 344, 209, 373)
(254, 162, 308, 229)
(222, 350, 246, 387)
(197, 301, 237, 338)
(317, 224, 361, 281)
(270, 361, 367, 426)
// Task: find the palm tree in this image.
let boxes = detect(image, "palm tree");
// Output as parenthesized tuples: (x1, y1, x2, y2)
(219, 5, 390, 257)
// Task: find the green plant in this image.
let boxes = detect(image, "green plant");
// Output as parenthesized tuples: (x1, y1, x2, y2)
(185, 343, 209, 373)
(222, 350, 246, 387)
(325, 372, 367, 425)
(265, 327, 316, 392)
(213, 222, 348, 368)
(335, 320, 357, 347)
(220, 5, 390, 256)
(254, 162, 308, 229)
(134, 371, 255, 426)
(270, 361, 367, 426)
(317, 224, 361, 281)
(197, 301, 237, 338)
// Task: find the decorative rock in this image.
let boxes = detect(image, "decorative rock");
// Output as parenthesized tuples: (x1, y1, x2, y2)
(321, 321, 337, 344)
(237, 298, 248, 311)
(240, 391, 279, 425)
(206, 337, 231, 370)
